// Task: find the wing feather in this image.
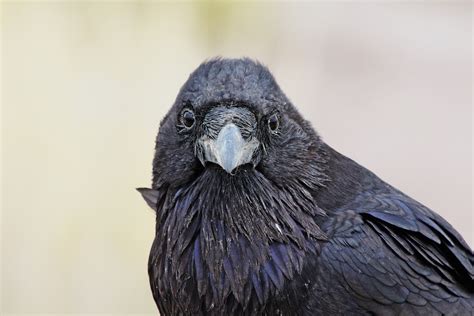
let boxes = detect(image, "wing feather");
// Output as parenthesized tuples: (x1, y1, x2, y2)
(318, 193, 474, 314)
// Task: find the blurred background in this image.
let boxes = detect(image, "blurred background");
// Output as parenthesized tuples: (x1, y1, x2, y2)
(1, 1, 472, 314)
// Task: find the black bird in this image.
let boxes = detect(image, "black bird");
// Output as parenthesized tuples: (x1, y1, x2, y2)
(138, 58, 473, 315)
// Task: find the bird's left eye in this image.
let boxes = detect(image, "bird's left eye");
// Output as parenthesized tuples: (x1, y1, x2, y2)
(268, 113, 279, 132)
(181, 109, 195, 128)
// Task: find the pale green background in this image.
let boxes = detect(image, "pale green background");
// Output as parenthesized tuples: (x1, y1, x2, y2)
(1, 1, 472, 314)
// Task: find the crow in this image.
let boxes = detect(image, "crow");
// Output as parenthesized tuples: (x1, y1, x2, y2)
(138, 58, 473, 315)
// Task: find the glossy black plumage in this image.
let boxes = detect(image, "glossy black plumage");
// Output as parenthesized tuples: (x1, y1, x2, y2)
(139, 58, 473, 315)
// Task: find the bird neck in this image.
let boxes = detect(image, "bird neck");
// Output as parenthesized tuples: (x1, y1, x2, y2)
(313, 144, 382, 212)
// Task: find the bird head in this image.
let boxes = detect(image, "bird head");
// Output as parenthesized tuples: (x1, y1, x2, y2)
(142, 58, 329, 193)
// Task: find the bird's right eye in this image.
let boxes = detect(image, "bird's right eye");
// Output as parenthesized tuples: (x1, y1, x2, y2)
(268, 113, 279, 132)
(180, 109, 195, 129)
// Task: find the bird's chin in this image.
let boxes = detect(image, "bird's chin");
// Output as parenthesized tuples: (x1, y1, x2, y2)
(203, 161, 255, 176)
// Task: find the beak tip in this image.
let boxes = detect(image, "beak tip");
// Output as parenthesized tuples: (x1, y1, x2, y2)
(220, 156, 238, 174)
(223, 165, 235, 174)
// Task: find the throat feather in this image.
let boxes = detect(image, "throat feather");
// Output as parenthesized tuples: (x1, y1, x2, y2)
(153, 167, 326, 312)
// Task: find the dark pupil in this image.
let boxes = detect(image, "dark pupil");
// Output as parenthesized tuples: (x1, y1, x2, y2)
(268, 115, 279, 131)
(182, 110, 195, 127)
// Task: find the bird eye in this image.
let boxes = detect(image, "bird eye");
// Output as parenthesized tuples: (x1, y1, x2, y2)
(268, 113, 279, 132)
(180, 109, 195, 128)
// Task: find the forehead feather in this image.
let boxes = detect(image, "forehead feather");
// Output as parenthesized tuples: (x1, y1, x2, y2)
(175, 58, 289, 111)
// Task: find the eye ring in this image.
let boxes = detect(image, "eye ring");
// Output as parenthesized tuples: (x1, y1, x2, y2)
(267, 113, 279, 132)
(180, 109, 195, 129)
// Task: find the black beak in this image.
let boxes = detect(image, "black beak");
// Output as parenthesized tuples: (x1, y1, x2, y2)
(197, 107, 259, 174)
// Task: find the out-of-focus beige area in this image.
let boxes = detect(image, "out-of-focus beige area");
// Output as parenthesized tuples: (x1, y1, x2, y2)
(1, 2, 472, 314)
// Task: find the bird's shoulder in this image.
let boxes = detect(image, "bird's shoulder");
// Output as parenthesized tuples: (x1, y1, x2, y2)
(316, 190, 474, 314)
